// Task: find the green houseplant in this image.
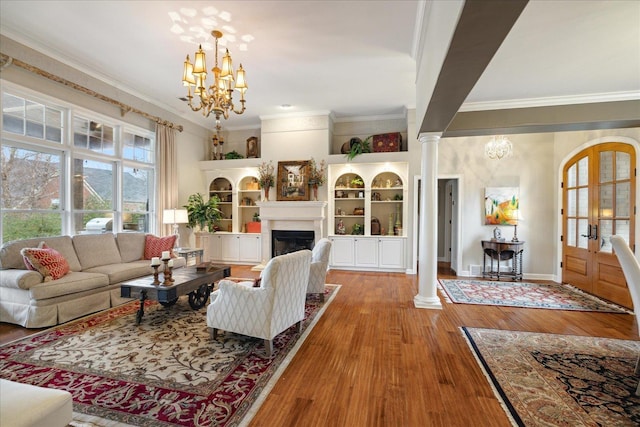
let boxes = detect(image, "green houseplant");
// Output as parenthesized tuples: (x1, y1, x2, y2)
(184, 193, 223, 232)
(346, 136, 372, 161)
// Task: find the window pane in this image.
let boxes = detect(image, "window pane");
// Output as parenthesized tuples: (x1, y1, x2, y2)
(599, 219, 612, 253)
(72, 158, 114, 234)
(599, 183, 613, 217)
(124, 131, 153, 163)
(567, 218, 576, 247)
(578, 188, 588, 217)
(599, 151, 613, 183)
(2, 94, 63, 143)
(567, 189, 576, 216)
(578, 219, 589, 249)
(123, 166, 152, 232)
(2, 211, 62, 241)
(2, 94, 25, 136)
(615, 219, 630, 242)
(25, 101, 44, 139)
(73, 117, 115, 155)
(1, 146, 61, 209)
(577, 157, 589, 186)
(616, 182, 630, 217)
(616, 152, 630, 180)
(567, 163, 576, 187)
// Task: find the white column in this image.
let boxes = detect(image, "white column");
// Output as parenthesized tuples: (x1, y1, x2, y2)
(414, 133, 443, 309)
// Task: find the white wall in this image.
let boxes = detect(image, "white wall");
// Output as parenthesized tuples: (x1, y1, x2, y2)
(438, 128, 640, 280)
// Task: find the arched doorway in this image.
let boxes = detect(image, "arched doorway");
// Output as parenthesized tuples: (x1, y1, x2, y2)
(562, 142, 636, 308)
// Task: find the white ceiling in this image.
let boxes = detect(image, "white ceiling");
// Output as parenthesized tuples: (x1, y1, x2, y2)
(1, 1, 638, 131)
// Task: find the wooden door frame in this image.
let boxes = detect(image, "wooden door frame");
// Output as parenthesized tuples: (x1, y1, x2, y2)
(556, 136, 640, 283)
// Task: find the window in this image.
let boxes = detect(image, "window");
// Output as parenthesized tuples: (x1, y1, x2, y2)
(2, 93, 63, 143)
(73, 116, 115, 155)
(0, 145, 63, 241)
(1, 87, 157, 243)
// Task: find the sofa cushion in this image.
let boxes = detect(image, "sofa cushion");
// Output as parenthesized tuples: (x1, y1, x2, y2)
(83, 260, 154, 285)
(72, 234, 122, 270)
(0, 236, 81, 272)
(116, 232, 146, 263)
(20, 244, 70, 281)
(144, 235, 177, 260)
(29, 271, 109, 300)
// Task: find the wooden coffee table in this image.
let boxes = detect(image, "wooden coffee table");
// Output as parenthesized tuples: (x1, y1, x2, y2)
(120, 265, 231, 324)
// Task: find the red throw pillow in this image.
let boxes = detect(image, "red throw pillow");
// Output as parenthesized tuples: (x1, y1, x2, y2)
(144, 235, 177, 260)
(20, 243, 70, 281)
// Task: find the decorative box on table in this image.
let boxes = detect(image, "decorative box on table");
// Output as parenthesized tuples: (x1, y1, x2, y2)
(372, 132, 402, 152)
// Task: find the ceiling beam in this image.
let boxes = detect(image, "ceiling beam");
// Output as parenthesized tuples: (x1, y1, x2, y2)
(418, 0, 528, 134)
(443, 100, 640, 137)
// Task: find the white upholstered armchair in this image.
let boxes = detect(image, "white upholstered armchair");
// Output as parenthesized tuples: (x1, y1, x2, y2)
(206, 249, 312, 356)
(308, 238, 332, 301)
(610, 235, 640, 396)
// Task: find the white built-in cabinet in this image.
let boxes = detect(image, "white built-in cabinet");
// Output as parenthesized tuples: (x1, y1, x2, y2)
(330, 235, 405, 271)
(328, 162, 408, 272)
(199, 233, 261, 264)
(195, 166, 264, 264)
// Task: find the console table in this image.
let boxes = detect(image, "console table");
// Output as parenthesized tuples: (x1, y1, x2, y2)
(481, 240, 525, 281)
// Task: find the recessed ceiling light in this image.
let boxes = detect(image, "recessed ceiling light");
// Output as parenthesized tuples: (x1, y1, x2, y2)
(280, 104, 292, 109)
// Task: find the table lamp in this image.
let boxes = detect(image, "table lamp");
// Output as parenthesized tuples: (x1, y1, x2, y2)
(163, 208, 189, 248)
(510, 210, 523, 242)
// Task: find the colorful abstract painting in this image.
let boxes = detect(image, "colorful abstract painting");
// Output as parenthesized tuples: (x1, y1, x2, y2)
(484, 187, 519, 225)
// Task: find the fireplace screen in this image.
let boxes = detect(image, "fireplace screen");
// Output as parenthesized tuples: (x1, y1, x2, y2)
(272, 230, 315, 257)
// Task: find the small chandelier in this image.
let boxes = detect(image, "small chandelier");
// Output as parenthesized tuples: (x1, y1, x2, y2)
(182, 30, 248, 124)
(484, 135, 513, 160)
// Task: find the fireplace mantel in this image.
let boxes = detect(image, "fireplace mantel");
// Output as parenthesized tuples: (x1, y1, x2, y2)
(256, 201, 327, 260)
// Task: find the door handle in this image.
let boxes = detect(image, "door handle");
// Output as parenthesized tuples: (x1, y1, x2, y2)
(591, 224, 598, 240)
(580, 225, 592, 239)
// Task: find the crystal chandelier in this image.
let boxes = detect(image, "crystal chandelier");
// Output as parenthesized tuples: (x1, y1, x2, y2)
(484, 135, 513, 160)
(182, 30, 248, 125)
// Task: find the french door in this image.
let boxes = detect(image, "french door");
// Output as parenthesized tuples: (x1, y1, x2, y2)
(562, 142, 635, 308)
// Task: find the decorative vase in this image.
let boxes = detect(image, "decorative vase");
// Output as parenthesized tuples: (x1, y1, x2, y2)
(312, 184, 318, 201)
(264, 186, 270, 201)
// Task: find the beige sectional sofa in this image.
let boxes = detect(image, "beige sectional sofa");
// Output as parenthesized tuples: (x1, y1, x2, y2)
(0, 232, 185, 328)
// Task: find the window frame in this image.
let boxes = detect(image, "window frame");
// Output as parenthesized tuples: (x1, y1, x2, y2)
(1, 82, 158, 243)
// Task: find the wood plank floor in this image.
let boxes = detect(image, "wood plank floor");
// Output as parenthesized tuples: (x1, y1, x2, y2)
(1, 265, 637, 426)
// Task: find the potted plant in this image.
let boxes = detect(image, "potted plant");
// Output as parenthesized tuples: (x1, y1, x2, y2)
(350, 176, 364, 188)
(257, 161, 275, 201)
(247, 212, 261, 233)
(184, 193, 223, 232)
(308, 157, 326, 201)
(345, 136, 372, 161)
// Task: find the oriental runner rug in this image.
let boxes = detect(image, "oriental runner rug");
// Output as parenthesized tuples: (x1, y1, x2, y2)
(0, 285, 340, 427)
(462, 327, 640, 427)
(439, 279, 629, 313)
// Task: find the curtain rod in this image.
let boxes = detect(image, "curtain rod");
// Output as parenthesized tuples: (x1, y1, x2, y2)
(0, 53, 184, 132)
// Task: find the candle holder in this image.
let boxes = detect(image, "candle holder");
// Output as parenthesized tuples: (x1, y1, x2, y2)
(162, 258, 174, 285)
(151, 264, 161, 285)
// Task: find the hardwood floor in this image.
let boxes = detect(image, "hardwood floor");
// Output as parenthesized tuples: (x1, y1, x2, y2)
(1, 266, 637, 426)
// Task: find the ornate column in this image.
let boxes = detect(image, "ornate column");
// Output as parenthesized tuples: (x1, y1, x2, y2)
(414, 133, 443, 309)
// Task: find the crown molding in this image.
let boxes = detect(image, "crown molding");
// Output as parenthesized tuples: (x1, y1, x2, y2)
(459, 91, 640, 112)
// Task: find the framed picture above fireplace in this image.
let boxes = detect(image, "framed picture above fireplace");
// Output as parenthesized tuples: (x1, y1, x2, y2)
(277, 160, 310, 201)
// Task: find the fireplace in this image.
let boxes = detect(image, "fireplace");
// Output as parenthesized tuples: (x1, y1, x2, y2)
(272, 230, 315, 257)
(256, 201, 327, 260)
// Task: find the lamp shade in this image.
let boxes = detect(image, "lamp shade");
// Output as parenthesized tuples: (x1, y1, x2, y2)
(175, 209, 189, 224)
(163, 208, 189, 224)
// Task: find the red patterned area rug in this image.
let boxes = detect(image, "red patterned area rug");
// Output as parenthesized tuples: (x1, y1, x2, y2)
(462, 327, 640, 427)
(0, 284, 340, 427)
(439, 279, 629, 313)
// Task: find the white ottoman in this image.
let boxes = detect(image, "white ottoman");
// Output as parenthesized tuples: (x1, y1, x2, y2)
(0, 379, 73, 427)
